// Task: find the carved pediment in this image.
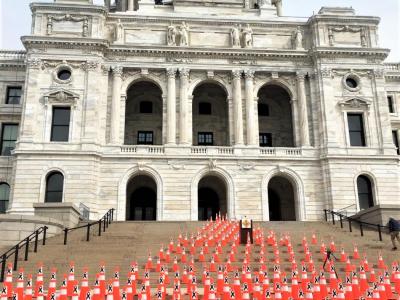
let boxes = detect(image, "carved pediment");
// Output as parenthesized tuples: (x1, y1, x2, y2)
(43, 89, 79, 107)
(338, 97, 371, 110)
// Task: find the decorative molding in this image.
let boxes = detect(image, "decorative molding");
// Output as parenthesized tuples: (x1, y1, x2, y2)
(42, 89, 80, 108)
(47, 14, 90, 37)
(244, 69, 255, 79)
(166, 68, 177, 78)
(208, 159, 217, 171)
(338, 97, 372, 111)
(167, 161, 185, 170)
(238, 162, 255, 171)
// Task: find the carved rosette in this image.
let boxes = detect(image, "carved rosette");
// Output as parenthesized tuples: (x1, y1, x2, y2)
(27, 58, 42, 70)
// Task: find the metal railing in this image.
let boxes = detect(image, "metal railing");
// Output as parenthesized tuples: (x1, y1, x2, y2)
(324, 209, 388, 242)
(63, 208, 114, 245)
(336, 204, 357, 217)
(0, 226, 48, 282)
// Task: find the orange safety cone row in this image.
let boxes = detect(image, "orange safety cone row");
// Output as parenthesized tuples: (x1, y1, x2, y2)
(1, 285, 8, 300)
(59, 274, 68, 300)
(15, 268, 24, 300)
(79, 268, 89, 300)
(47, 269, 57, 299)
(23, 274, 33, 300)
(34, 264, 44, 298)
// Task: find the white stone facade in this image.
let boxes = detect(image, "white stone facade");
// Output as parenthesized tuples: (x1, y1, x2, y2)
(0, 0, 399, 221)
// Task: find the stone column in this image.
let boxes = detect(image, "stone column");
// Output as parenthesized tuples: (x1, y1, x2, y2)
(110, 66, 123, 144)
(290, 98, 300, 147)
(232, 69, 244, 146)
(275, 0, 283, 16)
(104, 0, 111, 9)
(127, 0, 134, 11)
(296, 72, 310, 147)
(245, 69, 257, 146)
(179, 68, 190, 145)
(166, 68, 177, 145)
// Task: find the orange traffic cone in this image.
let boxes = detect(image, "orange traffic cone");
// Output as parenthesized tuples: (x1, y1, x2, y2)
(24, 274, 33, 300)
(15, 269, 24, 300)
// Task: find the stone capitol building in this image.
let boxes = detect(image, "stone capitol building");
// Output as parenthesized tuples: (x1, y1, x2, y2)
(0, 0, 399, 223)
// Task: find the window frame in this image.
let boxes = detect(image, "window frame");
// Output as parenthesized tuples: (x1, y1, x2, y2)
(0, 182, 10, 214)
(355, 175, 375, 211)
(259, 132, 272, 147)
(137, 131, 154, 145)
(0, 123, 19, 156)
(198, 132, 214, 146)
(50, 106, 71, 142)
(6, 86, 22, 105)
(44, 172, 64, 203)
(346, 112, 367, 147)
(387, 95, 395, 114)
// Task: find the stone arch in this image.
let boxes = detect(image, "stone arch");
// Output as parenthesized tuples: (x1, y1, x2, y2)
(190, 167, 235, 220)
(39, 167, 66, 203)
(255, 79, 295, 100)
(188, 78, 232, 100)
(118, 165, 163, 221)
(353, 171, 379, 211)
(261, 166, 305, 221)
(122, 75, 167, 97)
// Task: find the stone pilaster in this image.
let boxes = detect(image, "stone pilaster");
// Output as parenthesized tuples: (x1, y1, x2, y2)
(110, 66, 123, 144)
(245, 69, 257, 146)
(166, 68, 177, 145)
(179, 68, 190, 145)
(127, 0, 134, 11)
(297, 72, 310, 147)
(232, 69, 244, 146)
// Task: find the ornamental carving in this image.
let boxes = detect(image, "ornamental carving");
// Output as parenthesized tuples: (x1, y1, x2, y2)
(328, 25, 367, 47)
(292, 27, 304, 50)
(47, 14, 89, 37)
(27, 58, 42, 69)
(166, 68, 177, 78)
(338, 97, 372, 111)
(43, 89, 79, 108)
(231, 59, 257, 65)
(242, 24, 253, 48)
(244, 69, 255, 79)
(208, 159, 217, 171)
(231, 25, 241, 48)
(167, 23, 177, 46)
(115, 19, 125, 44)
(179, 68, 190, 78)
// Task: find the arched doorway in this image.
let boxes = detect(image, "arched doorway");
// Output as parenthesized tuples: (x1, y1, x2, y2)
(268, 176, 296, 221)
(257, 84, 294, 147)
(357, 175, 374, 210)
(126, 175, 157, 220)
(125, 81, 163, 145)
(192, 83, 229, 146)
(198, 175, 227, 220)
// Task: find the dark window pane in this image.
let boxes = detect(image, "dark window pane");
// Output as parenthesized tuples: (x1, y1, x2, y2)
(258, 103, 270, 116)
(199, 102, 212, 115)
(6, 87, 22, 105)
(357, 176, 374, 210)
(140, 101, 153, 113)
(346, 78, 358, 89)
(388, 96, 394, 113)
(198, 132, 213, 145)
(392, 131, 399, 155)
(45, 172, 63, 203)
(0, 183, 10, 213)
(51, 107, 70, 142)
(348, 114, 366, 147)
(137, 131, 153, 145)
(259, 133, 272, 147)
(57, 70, 71, 81)
(1, 124, 18, 156)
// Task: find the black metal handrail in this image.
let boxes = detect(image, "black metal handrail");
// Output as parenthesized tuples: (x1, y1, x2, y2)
(0, 226, 48, 282)
(63, 208, 114, 245)
(324, 209, 388, 242)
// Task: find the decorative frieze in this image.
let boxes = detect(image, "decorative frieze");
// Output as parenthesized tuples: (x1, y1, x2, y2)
(47, 14, 89, 37)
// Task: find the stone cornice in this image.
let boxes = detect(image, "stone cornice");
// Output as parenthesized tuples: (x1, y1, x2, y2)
(310, 47, 389, 60)
(106, 45, 310, 61)
(0, 50, 26, 70)
(30, 2, 107, 15)
(307, 15, 380, 26)
(21, 36, 110, 51)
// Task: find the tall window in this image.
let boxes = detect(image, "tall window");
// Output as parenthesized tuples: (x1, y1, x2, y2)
(357, 175, 374, 210)
(393, 131, 399, 155)
(6, 87, 22, 105)
(198, 132, 213, 145)
(137, 131, 153, 145)
(45, 172, 64, 203)
(51, 107, 71, 142)
(0, 183, 10, 213)
(388, 96, 395, 113)
(1, 124, 18, 156)
(259, 133, 272, 147)
(347, 113, 366, 147)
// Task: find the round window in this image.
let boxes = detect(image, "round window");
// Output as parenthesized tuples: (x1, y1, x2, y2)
(57, 69, 72, 81)
(346, 77, 358, 89)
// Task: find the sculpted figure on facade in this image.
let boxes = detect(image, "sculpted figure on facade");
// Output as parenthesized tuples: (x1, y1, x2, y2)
(115, 19, 124, 43)
(167, 23, 177, 46)
(242, 24, 253, 48)
(328, 27, 334, 46)
(47, 17, 53, 35)
(231, 24, 241, 48)
(360, 28, 367, 47)
(293, 26, 303, 50)
(179, 22, 189, 47)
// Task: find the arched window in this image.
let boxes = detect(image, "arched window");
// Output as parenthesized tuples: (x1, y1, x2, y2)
(0, 183, 10, 213)
(357, 175, 374, 210)
(45, 172, 64, 203)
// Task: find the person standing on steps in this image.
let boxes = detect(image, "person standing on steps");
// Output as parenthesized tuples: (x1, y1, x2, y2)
(387, 217, 400, 250)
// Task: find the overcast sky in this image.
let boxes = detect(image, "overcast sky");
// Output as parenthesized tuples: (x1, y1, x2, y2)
(0, 0, 399, 62)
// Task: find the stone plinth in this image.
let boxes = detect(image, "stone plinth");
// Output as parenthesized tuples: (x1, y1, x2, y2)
(33, 203, 81, 228)
(351, 205, 400, 226)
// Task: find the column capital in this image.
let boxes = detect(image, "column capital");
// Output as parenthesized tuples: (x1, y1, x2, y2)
(179, 68, 190, 78)
(244, 69, 255, 79)
(232, 69, 242, 79)
(166, 68, 178, 78)
(296, 71, 307, 81)
(111, 65, 123, 76)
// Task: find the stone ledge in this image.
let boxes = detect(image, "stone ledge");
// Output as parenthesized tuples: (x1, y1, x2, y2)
(351, 204, 400, 226)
